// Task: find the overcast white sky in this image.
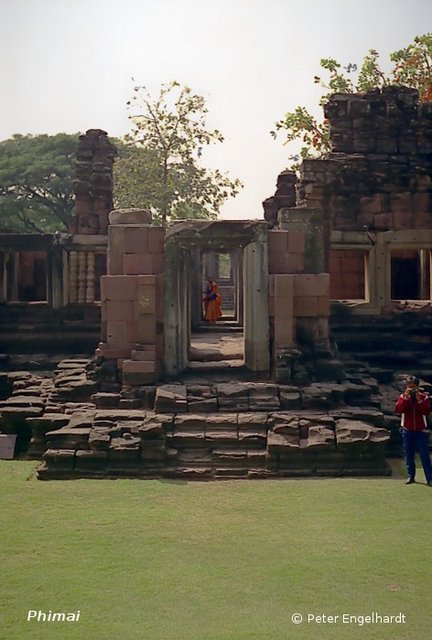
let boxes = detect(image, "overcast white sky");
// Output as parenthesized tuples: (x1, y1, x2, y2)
(1, 0, 431, 219)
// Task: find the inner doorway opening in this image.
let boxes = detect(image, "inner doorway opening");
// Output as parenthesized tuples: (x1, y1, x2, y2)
(189, 249, 244, 372)
(164, 220, 269, 378)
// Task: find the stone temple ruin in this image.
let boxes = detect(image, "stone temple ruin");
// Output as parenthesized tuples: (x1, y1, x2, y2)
(0, 86, 431, 479)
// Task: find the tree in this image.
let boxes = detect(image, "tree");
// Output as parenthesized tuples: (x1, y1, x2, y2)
(272, 33, 432, 168)
(114, 81, 242, 226)
(0, 133, 78, 232)
(391, 33, 432, 102)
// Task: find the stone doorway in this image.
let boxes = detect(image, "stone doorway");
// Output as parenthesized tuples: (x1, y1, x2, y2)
(199, 249, 243, 324)
(190, 247, 244, 373)
(163, 221, 270, 377)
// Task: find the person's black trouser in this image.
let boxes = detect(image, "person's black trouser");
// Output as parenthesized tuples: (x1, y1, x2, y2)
(401, 429, 432, 482)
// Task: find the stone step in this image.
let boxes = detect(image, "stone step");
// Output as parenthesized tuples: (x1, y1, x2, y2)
(188, 348, 243, 364)
(195, 323, 243, 333)
(0, 354, 91, 372)
(352, 351, 430, 368)
(335, 336, 430, 352)
(187, 360, 245, 371)
(34, 407, 393, 480)
(0, 358, 396, 480)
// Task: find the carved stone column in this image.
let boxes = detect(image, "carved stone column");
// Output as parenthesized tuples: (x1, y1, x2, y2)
(243, 235, 270, 372)
(77, 251, 87, 303)
(68, 251, 78, 303)
(86, 251, 95, 303)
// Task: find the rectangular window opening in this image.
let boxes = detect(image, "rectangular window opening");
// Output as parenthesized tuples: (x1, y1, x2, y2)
(329, 249, 369, 302)
(391, 249, 431, 301)
(5, 251, 48, 302)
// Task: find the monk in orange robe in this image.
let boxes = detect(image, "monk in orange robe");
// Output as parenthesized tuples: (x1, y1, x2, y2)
(203, 276, 222, 323)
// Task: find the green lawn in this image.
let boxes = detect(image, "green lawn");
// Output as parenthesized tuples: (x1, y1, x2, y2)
(0, 460, 431, 640)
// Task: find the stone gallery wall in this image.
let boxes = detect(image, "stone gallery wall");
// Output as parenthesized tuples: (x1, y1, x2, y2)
(265, 86, 432, 302)
(301, 86, 432, 233)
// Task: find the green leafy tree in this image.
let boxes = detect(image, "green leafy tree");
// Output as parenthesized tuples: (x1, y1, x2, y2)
(391, 33, 432, 101)
(272, 33, 432, 168)
(0, 133, 78, 232)
(114, 81, 242, 226)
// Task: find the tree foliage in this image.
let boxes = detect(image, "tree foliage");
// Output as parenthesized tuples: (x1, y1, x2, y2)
(272, 33, 432, 169)
(0, 133, 77, 232)
(390, 33, 432, 102)
(114, 81, 242, 226)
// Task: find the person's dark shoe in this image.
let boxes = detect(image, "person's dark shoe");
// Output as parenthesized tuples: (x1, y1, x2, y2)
(426, 481, 432, 487)
(405, 477, 415, 484)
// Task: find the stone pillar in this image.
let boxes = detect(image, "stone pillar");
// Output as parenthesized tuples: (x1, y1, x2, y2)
(50, 243, 64, 310)
(268, 273, 298, 382)
(164, 241, 190, 376)
(77, 251, 87, 303)
(243, 238, 270, 372)
(68, 251, 78, 303)
(85, 251, 95, 303)
(190, 247, 202, 329)
(45, 248, 53, 307)
(271, 213, 342, 381)
(375, 234, 392, 312)
(96, 209, 165, 385)
(232, 249, 243, 325)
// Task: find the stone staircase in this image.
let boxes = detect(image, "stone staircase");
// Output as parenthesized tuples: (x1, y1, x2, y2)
(330, 311, 432, 382)
(185, 329, 246, 378)
(0, 360, 395, 479)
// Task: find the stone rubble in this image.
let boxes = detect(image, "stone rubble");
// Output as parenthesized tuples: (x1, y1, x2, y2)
(0, 360, 396, 479)
(0, 358, 399, 479)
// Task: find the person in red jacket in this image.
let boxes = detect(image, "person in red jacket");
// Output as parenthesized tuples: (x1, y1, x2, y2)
(395, 376, 432, 486)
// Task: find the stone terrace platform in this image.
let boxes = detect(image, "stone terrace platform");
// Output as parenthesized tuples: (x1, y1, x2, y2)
(0, 359, 398, 480)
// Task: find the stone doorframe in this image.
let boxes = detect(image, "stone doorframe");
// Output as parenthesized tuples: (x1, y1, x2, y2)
(164, 220, 270, 376)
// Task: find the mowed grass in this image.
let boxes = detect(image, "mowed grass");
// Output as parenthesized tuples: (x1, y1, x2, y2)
(1, 461, 431, 640)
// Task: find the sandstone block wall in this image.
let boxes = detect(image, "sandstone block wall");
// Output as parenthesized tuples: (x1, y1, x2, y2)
(268, 229, 305, 273)
(268, 228, 332, 381)
(97, 223, 165, 385)
(108, 226, 165, 276)
(267, 87, 432, 304)
(316, 88, 432, 235)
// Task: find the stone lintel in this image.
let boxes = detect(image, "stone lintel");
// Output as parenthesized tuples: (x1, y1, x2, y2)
(63, 235, 108, 248)
(0, 234, 54, 250)
(331, 230, 374, 245)
(165, 220, 268, 248)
